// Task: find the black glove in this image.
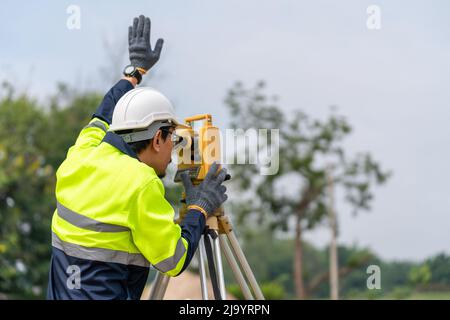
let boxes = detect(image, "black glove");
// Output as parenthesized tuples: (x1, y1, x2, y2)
(128, 15, 164, 72)
(181, 162, 228, 217)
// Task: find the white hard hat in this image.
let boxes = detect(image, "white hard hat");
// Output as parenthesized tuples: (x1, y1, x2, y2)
(109, 87, 181, 143)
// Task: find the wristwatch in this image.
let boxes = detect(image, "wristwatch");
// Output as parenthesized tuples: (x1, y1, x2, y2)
(123, 65, 142, 84)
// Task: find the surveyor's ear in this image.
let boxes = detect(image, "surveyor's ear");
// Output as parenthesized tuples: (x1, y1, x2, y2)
(152, 130, 162, 152)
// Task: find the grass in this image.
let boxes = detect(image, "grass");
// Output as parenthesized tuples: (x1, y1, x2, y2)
(345, 289, 450, 300)
(406, 291, 450, 300)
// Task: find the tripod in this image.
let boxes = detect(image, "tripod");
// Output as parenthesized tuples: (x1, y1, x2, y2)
(147, 208, 265, 300)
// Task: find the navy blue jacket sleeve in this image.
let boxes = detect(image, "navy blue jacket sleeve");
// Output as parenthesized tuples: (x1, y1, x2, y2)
(92, 79, 134, 125)
(178, 209, 206, 274)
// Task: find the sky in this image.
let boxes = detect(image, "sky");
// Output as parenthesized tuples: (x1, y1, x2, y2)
(1, 0, 449, 261)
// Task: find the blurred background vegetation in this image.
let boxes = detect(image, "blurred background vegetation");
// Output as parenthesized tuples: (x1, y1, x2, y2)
(1, 80, 450, 300)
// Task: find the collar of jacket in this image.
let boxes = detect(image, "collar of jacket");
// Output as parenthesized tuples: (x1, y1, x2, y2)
(102, 131, 140, 161)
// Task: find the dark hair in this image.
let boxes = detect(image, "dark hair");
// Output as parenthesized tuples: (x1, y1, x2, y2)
(116, 126, 172, 154)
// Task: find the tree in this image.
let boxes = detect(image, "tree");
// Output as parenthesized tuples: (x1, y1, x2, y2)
(38, 83, 103, 169)
(0, 82, 107, 298)
(224, 81, 390, 299)
(0, 83, 55, 297)
(426, 253, 450, 287)
(307, 246, 374, 297)
(409, 264, 432, 289)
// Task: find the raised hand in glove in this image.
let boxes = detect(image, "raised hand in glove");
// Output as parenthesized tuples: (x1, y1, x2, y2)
(128, 15, 164, 73)
(181, 162, 228, 219)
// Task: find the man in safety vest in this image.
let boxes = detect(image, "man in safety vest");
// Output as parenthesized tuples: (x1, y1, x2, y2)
(47, 15, 228, 300)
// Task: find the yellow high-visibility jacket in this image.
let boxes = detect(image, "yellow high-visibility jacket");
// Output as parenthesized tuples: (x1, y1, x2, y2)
(47, 80, 205, 300)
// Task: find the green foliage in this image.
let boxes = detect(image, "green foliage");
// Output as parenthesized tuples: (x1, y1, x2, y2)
(0, 84, 106, 298)
(226, 284, 244, 300)
(227, 282, 286, 300)
(390, 286, 413, 300)
(222, 229, 297, 297)
(426, 253, 450, 285)
(225, 229, 450, 300)
(40, 86, 102, 169)
(260, 282, 286, 300)
(377, 261, 414, 291)
(409, 264, 432, 287)
(406, 291, 450, 300)
(0, 88, 56, 297)
(222, 228, 381, 299)
(311, 246, 376, 297)
(364, 289, 384, 300)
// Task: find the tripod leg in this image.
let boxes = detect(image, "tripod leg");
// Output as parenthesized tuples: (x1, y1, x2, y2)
(219, 235, 254, 300)
(226, 231, 265, 300)
(148, 271, 170, 300)
(212, 231, 227, 299)
(198, 235, 209, 300)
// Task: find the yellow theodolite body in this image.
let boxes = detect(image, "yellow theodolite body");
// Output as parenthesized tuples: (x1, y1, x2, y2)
(174, 114, 222, 185)
(174, 114, 226, 221)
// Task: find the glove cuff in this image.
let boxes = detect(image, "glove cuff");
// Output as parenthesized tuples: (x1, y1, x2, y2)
(136, 67, 147, 75)
(187, 205, 208, 220)
(194, 199, 214, 216)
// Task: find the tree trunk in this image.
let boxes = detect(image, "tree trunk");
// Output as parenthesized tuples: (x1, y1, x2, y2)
(327, 166, 339, 300)
(294, 213, 306, 299)
(329, 216, 339, 300)
(293, 186, 321, 300)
